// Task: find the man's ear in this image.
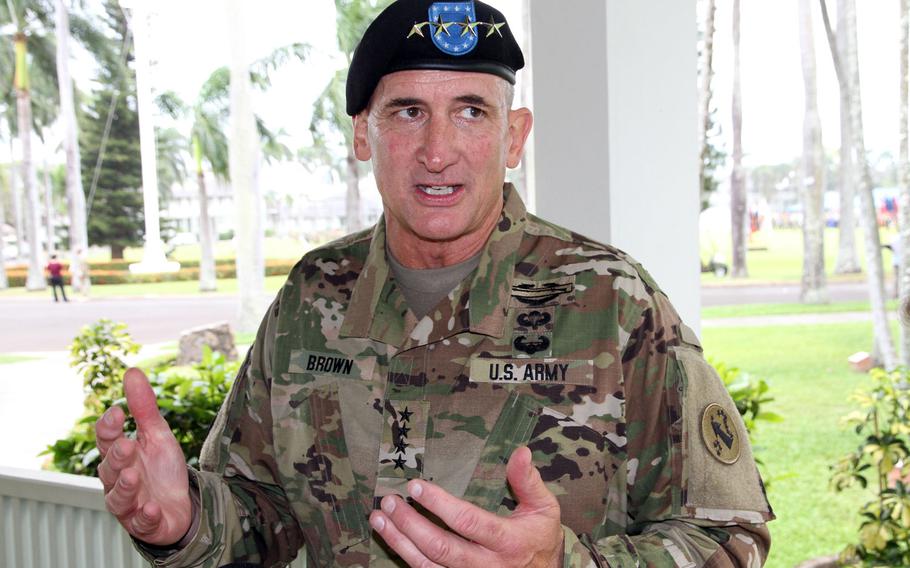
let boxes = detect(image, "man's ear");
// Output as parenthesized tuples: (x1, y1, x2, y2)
(506, 107, 533, 169)
(353, 113, 372, 161)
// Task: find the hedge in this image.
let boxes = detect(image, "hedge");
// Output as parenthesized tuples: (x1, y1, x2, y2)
(4, 259, 298, 288)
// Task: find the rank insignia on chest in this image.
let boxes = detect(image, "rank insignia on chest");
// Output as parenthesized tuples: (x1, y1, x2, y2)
(378, 400, 430, 479)
(700, 403, 741, 464)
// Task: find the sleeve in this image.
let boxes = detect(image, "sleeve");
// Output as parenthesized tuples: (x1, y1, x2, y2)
(563, 285, 774, 568)
(133, 296, 306, 568)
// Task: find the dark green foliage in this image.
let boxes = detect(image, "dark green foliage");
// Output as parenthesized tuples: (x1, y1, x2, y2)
(710, 358, 782, 446)
(78, 1, 144, 259)
(831, 367, 910, 565)
(45, 319, 241, 476)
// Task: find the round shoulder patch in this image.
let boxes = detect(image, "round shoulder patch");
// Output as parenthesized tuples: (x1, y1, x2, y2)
(700, 403, 741, 464)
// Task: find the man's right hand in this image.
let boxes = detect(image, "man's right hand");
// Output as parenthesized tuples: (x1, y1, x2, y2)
(95, 367, 193, 546)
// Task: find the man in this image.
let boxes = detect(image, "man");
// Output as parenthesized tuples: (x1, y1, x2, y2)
(95, 1, 773, 566)
(46, 254, 69, 302)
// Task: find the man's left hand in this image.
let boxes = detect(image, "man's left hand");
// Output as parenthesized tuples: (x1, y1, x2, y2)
(369, 446, 564, 568)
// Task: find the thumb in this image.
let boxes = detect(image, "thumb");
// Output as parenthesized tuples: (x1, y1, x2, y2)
(506, 446, 559, 515)
(123, 367, 168, 434)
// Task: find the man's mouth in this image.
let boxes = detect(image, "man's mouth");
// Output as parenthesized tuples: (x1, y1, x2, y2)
(417, 185, 462, 196)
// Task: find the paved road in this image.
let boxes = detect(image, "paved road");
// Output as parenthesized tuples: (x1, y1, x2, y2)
(0, 295, 270, 353)
(701, 281, 874, 306)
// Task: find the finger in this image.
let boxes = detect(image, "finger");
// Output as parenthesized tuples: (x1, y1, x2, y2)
(370, 508, 443, 568)
(123, 368, 169, 435)
(105, 466, 141, 519)
(97, 437, 137, 492)
(405, 480, 506, 551)
(379, 494, 481, 566)
(129, 501, 164, 540)
(506, 446, 560, 516)
(95, 406, 126, 457)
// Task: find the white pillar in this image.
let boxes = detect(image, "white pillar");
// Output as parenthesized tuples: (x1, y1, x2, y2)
(122, 1, 178, 274)
(528, 0, 701, 333)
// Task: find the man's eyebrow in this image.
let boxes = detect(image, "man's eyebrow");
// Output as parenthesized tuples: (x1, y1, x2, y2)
(384, 97, 424, 109)
(455, 94, 492, 107)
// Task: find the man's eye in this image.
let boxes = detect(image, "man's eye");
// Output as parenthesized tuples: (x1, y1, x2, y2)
(459, 106, 485, 119)
(396, 107, 422, 119)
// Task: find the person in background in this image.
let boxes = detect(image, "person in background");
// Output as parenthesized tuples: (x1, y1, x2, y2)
(46, 254, 68, 303)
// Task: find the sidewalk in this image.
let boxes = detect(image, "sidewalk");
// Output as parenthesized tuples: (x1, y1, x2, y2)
(0, 343, 176, 471)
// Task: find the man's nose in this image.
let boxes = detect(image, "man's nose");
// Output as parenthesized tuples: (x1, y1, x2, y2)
(417, 115, 458, 172)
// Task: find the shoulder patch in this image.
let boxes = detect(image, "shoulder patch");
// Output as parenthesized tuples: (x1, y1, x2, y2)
(700, 403, 741, 464)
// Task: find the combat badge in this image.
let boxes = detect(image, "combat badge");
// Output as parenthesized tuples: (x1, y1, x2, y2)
(700, 403, 741, 464)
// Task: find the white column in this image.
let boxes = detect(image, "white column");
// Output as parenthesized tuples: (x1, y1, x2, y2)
(528, 0, 701, 332)
(122, 1, 178, 274)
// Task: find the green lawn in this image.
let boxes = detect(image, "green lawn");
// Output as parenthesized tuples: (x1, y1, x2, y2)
(0, 354, 41, 365)
(702, 299, 899, 319)
(703, 322, 887, 567)
(702, 227, 898, 285)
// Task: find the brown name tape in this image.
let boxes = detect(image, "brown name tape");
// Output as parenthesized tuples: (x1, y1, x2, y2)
(469, 357, 594, 385)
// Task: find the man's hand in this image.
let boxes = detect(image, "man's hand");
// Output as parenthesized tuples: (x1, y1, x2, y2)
(95, 368, 193, 546)
(369, 446, 564, 568)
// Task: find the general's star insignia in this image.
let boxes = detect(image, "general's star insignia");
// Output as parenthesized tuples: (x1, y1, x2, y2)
(434, 15, 454, 37)
(701, 403, 741, 464)
(408, 22, 429, 38)
(399, 406, 414, 422)
(460, 15, 479, 37)
(393, 455, 407, 470)
(485, 15, 505, 37)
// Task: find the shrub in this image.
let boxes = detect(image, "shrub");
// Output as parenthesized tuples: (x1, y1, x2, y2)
(831, 367, 910, 566)
(709, 358, 782, 445)
(44, 320, 240, 476)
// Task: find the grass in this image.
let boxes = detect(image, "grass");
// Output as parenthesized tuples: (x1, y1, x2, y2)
(702, 299, 900, 319)
(702, 321, 892, 567)
(702, 227, 898, 285)
(0, 354, 41, 365)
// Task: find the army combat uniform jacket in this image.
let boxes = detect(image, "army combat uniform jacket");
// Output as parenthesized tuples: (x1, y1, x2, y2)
(143, 186, 773, 567)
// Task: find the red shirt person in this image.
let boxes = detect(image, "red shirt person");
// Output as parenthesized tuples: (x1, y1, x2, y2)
(45, 255, 68, 302)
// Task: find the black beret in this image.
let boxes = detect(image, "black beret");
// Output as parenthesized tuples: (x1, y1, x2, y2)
(346, 0, 524, 116)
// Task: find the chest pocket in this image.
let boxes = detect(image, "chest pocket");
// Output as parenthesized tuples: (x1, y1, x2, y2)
(275, 349, 381, 562)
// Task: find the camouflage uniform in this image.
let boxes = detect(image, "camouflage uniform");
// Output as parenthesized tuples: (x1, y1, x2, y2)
(140, 185, 773, 567)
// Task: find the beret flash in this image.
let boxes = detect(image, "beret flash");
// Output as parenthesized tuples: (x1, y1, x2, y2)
(345, 0, 524, 116)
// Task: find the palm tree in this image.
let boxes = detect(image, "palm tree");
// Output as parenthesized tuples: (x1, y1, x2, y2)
(308, 0, 393, 233)
(820, 0, 896, 368)
(898, 0, 910, 365)
(834, 0, 860, 274)
(55, 0, 89, 294)
(798, 0, 827, 304)
(698, 0, 718, 202)
(1, 0, 58, 289)
(157, 50, 302, 293)
(730, 0, 748, 278)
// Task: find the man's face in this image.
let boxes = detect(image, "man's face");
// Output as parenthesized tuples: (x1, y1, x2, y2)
(353, 70, 532, 263)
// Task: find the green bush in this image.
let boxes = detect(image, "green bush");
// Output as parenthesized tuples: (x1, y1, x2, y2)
(44, 320, 240, 476)
(831, 367, 910, 566)
(709, 358, 782, 444)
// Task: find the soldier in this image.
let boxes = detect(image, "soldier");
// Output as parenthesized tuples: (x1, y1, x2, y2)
(95, 1, 774, 566)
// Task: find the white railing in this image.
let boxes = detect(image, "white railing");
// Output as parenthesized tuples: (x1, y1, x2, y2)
(0, 466, 307, 568)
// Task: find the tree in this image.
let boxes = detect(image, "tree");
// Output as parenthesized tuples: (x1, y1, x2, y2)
(157, 58, 300, 292)
(1, 0, 60, 289)
(821, 0, 897, 369)
(56, 0, 89, 293)
(308, 0, 393, 233)
(79, 2, 143, 260)
(899, 0, 910, 366)
(730, 0, 748, 278)
(834, 0, 861, 274)
(698, 0, 724, 211)
(798, 0, 828, 303)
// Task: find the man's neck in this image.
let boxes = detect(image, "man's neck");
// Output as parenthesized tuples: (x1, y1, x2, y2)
(386, 211, 501, 269)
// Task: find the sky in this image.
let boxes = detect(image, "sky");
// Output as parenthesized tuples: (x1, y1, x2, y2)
(5, 1, 901, 174)
(711, 0, 903, 167)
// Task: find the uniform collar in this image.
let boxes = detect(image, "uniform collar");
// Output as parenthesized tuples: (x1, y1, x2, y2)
(340, 183, 527, 348)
